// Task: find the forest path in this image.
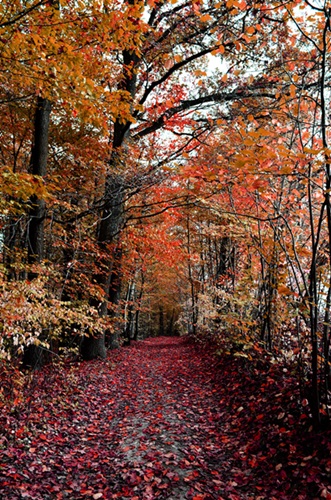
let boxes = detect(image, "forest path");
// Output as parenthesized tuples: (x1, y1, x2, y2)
(1, 336, 329, 499)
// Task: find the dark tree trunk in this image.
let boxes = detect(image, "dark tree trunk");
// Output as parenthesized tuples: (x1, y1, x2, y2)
(81, 175, 124, 359)
(23, 1, 59, 368)
(123, 281, 135, 345)
(107, 244, 122, 349)
(23, 97, 51, 369)
(80, 335, 107, 361)
(82, 31, 139, 359)
(186, 214, 197, 334)
(133, 275, 144, 341)
(159, 305, 165, 336)
(28, 97, 51, 269)
(167, 309, 176, 336)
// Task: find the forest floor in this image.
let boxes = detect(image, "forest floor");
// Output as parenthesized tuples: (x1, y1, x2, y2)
(1, 336, 331, 500)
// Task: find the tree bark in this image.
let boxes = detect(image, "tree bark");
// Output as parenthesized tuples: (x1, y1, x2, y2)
(81, 21, 139, 359)
(27, 96, 51, 268)
(80, 173, 124, 359)
(23, 96, 51, 369)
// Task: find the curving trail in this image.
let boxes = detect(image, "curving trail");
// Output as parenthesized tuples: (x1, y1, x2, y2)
(1, 337, 330, 499)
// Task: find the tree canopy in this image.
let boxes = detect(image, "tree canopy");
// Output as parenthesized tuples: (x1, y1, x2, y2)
(1, 0, 331, 428)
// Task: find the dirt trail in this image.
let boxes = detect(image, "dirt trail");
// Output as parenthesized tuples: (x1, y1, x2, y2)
(1, 336, 330, 499)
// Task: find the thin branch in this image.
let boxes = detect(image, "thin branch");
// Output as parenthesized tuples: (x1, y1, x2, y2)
(0, 1, 48, 28)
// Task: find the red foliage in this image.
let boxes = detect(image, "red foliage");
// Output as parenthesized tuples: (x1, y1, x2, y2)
(0, 337, 330, 499)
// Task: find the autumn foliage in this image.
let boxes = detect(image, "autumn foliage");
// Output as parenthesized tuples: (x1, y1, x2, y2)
(0, 0, 331, 435)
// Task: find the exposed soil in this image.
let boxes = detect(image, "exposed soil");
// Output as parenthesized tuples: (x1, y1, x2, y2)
(1, 336, 331, 499)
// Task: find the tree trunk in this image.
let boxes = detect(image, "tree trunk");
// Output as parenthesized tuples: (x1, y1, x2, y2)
(80, 335, 107, 361)
(23, 96, 51, 369)
(134, 274, 144, 341)
(82, 30, 139, 359)
(159, 305, 165, 336)
(107, 243, 122, 349)
(186, 214, 197, 335)
(167, 309, 176, 336)
(81, 174, 124, 359)
(28, 96, 51, 268)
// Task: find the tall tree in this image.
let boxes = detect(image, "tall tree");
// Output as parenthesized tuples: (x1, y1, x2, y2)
(81, 0, 285, 358)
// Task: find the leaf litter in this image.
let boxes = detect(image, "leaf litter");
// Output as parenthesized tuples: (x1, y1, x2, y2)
(1, 336, 331, 499)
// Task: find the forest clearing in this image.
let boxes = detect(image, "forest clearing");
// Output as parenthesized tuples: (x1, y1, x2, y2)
(1, 336, 331, 500)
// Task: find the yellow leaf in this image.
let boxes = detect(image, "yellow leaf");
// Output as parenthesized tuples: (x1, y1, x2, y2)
(211, 45, 225, 55)
(257, 128, 273, 136)
(303, 148, 322, 155)
(280, 165, 292, 174)
(200, 14, 213, 22)
(194, 69, 207, 77)
(278, 285, 293, 295)
(290, 84, 296, 97)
